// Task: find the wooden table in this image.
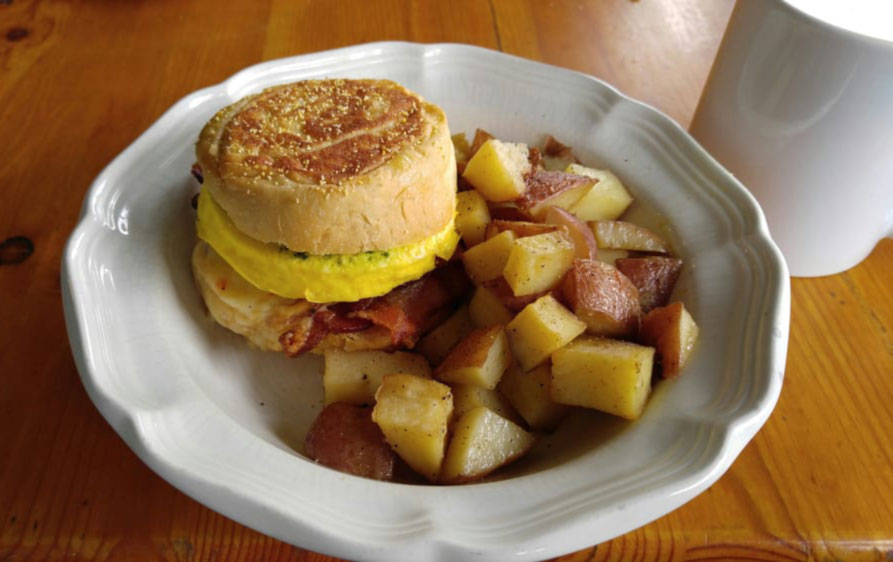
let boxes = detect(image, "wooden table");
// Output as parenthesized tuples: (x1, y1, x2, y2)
(2, 0, 891, 560)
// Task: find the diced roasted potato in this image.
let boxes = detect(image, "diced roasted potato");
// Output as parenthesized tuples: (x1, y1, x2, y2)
(469, 286, 514, 327)
(562, 259, 642, 339)
(462, 139, 530, 202)
(615, 256, 683, 313)
(515, 169, 593, 219)
(564, 164, 634, 221)
(456, 190, 491, 247)
(468, 128, 495, 158)
(487, 205, 530, 222)
(591, 220, 671, 254)
(486, 219, 562, 240)
(506, 294, 586, 371)
(639, 301, 699, 378)
(452, 132, 471, 169)
(498, 362, 569, 430)
(462, 230, 516, 284)
(415, 305, 475, 366)
(305, 402, 395, 481)
(595, 248, 629, 267)
(543, 206, 598, 261)
(551, 337, 655, 420)
(482, 278, 545, 312)
(541, 135, 581, 171)
(440, 407, 535, 484)
(451, 384, 521, 425)
(323, 349, 432, 406)
(527, 146, 543, 170)
(503, 231, 575, 296)
(372, 374, 453, 481)
(435, 325, 513, 389)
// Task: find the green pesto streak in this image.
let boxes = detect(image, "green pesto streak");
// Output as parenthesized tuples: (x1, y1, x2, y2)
(279, 245, 390, 264)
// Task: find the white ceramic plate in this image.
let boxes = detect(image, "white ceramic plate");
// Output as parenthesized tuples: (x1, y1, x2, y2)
(63, 42, 790, 561)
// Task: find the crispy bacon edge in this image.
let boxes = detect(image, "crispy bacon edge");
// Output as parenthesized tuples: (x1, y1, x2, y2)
(279, 261, 471, 357)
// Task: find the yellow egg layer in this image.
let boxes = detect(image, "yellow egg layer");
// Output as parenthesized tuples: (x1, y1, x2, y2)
(196, 189, 459, 303)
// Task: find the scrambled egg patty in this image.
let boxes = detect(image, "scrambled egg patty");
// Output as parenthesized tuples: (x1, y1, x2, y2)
(196, 189, 460, 302)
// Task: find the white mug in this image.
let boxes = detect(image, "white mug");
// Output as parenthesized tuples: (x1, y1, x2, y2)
(690, 0, 893, 277)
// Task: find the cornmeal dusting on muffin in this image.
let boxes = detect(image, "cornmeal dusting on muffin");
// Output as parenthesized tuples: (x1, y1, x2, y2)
(218, 80, 427, 185)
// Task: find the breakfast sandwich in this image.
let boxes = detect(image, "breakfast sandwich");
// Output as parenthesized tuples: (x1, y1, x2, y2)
(191, 79, 468, 356)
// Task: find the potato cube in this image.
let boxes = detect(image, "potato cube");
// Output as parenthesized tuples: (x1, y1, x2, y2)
(455, 190, 491, 247)
(506, 294, 586, 371)
(462, 230, 516, 284)
(565, 164, 634, 221)
(562, 259, 642, 339)
(542, 206, 598, 261)
(482, 277, 544, 312)
(440, 407, 535, 484)
(498, 363, 569, 430)
(452, 132, 471, 168)
(451, 384, 521, 425)
(503, 231, 575, 296)
(305, 402, 395, 481)
(372, 374, 453, 481)
(639, 301, 699, 378)
(415, 305, 475, 366)
(541, 135, 580, 171)
(487, 219, 562, 239)
(323, 349, 432, 406)
(435, 325, 513, 389)
(551, 337, 654, 420)
(591, 220, 670, 254)
(469, 286, 513, 327)
(615, 256, 683, 313)
(515, 169, 593, 219)
(468, 128, 495, 158)
(462, 139, 531, 202)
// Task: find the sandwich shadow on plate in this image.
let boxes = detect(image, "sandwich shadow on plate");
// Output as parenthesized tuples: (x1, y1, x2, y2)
(160, 178, 324, 459)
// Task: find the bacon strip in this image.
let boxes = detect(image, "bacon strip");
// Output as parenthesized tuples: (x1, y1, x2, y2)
(279, 262, 471, 357)
(191, 162, 204, 183)
(353, 261, 471, 348)
(280, 309, 375, 357)
(280, 315, 325, 356)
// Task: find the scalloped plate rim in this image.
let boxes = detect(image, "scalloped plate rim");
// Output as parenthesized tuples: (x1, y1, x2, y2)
(62, 42, 791, 562)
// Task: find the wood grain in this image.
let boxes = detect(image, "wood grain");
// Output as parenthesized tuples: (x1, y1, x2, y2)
(1, 0, 891, 560)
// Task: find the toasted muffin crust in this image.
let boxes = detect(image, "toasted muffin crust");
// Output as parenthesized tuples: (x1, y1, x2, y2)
(196, 79, 456, 255)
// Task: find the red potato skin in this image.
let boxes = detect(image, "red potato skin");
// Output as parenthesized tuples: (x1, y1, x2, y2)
(542, 135, 581, 162)
(527, 146, 543, 170)
(482, 277, 548, 312)
(457, 174, 476, 192)
(434, 324, 503, 376)
(489, 219, 561, 239)
(615, 256, 683, 313)
(640, 301, 691, 379)
(514, 169, 591, 216)
(468, 128, 495, 158)
(488, 206, 530, 222)
(562, 259, 642, 339)
(305, 402, 395, 481)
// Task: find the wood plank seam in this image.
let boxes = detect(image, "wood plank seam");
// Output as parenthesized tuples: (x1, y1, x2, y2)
(487, 0, 503, 51)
